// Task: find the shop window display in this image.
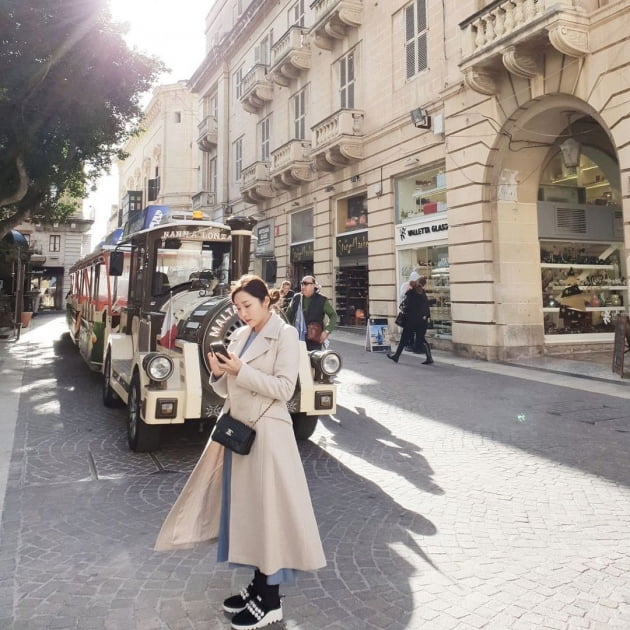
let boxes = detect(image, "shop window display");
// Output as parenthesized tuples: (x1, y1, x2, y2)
(541, 240, 626, 335)
(337, 194, 367, 232)
(538, 146, 625, 337)
(399, 245, 451, 338)
(395, 161, 446, 223)
(335, 266, 368, 325)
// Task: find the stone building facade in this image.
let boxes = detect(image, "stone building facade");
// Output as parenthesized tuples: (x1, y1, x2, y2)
(117, 82, 199, 228)
(186, 0, 628, 361)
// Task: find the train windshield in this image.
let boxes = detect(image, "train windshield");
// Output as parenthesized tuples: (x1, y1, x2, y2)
(153, 239, 230, 295)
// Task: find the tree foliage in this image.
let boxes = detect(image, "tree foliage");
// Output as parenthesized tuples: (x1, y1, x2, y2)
(0, 0, 165, 238)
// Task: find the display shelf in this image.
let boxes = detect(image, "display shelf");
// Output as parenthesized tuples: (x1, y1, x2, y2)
(548, 285, 626, 291)
(544, 333, 615, 343)
(543, 306, 625, 313)
(335, 266, 368, 325)
(540, 239, 626, 336)
(541, 263, 615, 270)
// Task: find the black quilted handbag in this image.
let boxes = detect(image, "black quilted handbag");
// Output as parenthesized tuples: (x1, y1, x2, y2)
(211, 401, 274, 455)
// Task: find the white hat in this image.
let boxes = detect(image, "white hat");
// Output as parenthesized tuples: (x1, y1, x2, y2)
(408, 271, 420, 282)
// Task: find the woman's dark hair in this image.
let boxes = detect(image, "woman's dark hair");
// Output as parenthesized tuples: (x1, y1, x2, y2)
(231, 274, 280, 306)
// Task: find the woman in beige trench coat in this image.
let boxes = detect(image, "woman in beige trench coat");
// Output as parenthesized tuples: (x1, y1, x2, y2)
(155, 275, 325, 630)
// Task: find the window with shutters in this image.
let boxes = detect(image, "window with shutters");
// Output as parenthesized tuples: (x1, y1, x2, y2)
(289, 0, 305, 27)
(339, 51, 355, 109)
(234, 137, 243, 181)
(405, 0, 427, 79)
(260, 116, 271, 161)
(209, 158, 217, 193)
(234, 66, 243, 100)
(257, 31, 273, 66)
(293, 88, 307, 140)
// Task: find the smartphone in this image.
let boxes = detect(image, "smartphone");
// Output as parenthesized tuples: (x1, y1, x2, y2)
(209, 341, 229, 358)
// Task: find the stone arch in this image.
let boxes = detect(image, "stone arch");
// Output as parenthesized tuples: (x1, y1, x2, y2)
(479, 94, 621, 359)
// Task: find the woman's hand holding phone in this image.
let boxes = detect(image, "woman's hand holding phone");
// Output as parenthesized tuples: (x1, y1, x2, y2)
(208, 341, 242, 377)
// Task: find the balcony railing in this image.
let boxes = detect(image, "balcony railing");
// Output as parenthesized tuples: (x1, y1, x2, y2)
(270, 140, 314, 188)
(197, 116, 217, 152)
(192, 191, 216, 211)
(239, 64, 273, 113)
(311, 109, 364, 171)
(269, 26, 311, 86)
(310, 0, 362, 51)
(459, 0, 589, 95)
(240, 161, 275, 204)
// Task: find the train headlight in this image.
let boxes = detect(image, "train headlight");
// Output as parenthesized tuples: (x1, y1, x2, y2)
(142, 353, 174, 382)
(309, 350, 342, 379)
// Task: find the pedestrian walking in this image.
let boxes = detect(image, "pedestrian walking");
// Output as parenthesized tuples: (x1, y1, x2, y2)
(388, 274, 434, 365)
(278, 280, 294, 312)
(155, 274, 326, 629)
(398, 271, 418, 351)
(285, 275, 338, 351)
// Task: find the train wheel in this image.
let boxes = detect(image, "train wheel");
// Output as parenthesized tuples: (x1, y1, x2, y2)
(291, 413, 318, 441)
(127, 374, 161, 452)
(102, 352, 121, 408)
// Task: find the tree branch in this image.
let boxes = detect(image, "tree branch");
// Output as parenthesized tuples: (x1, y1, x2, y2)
(0, 155, 29, 207)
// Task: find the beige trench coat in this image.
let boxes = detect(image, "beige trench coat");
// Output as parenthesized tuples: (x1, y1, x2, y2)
(155, 313, 326, 576)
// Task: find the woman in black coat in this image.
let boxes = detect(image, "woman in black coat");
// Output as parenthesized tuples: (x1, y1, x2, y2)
(388, 276, 434, 364)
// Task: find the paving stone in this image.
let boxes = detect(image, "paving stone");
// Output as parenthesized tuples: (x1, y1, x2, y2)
(2, 318, 630, 628)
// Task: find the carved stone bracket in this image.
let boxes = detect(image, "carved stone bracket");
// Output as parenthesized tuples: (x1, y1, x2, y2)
(548, 22, 589, 57)
(314, 153, 336, 172)
(197, 135, 217, 152)
(241, 183, 275, 204)
(270, 52, 311, 86)
(502, 45, 540, 79)
(286, 167, 315, 185)
(463, 68, 498, 96)
(313, 141, 363, 170)
(311, 1, 362, 51)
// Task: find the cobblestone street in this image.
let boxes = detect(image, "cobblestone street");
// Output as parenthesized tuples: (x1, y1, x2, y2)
(1, 314, 629, 629)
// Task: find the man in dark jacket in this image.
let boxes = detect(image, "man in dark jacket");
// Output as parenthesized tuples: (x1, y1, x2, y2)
(388, 275, 433, 364)
(286, 275, 338, 351)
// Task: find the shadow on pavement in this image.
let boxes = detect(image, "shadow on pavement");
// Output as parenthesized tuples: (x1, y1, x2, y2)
(333, 339, 630, 490)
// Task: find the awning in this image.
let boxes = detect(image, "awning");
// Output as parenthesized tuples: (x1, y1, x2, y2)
(1, 229, 29, 248)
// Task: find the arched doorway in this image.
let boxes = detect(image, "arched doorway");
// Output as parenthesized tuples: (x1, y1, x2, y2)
(487, 97, 624, 361)
(539, 124, 623, 347)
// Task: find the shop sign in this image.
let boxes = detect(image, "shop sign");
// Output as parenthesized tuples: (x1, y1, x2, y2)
(336, 231, 368, 257)
(396, 217, 448, 245)
(290, 241, 313, 263)
(255, 222, 274, 256)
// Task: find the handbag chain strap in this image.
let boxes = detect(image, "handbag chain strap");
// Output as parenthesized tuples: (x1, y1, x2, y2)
(226, 399, 275, 428)
(252, 400, 275, 428)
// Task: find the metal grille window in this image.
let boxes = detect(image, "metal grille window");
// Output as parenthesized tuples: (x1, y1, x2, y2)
(339, 51, 355, 109)
(405, 0, 427, 79)
(49, 235, 61, 252)
(260, 117, 271, 161)
(234, 137, 243, 181)
(293, 88, 306, 140)
(234, 67, 243, 100)
(290, 0, 305, 27)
